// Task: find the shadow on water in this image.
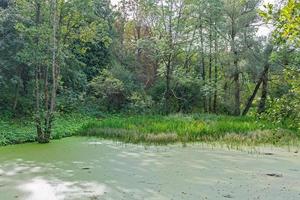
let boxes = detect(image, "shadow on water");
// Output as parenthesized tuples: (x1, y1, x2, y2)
(0, 137, 300, 200)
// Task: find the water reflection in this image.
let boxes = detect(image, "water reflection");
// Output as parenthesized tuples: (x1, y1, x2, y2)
(0, 159, 107, 200)
(19, 177, 107, 200)
(0, 138, 299, 200)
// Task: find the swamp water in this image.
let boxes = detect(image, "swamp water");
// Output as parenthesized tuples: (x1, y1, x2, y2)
(0, 137, 299, 200)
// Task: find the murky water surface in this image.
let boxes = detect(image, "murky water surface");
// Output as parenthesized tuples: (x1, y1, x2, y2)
(0, 137, 299, 200)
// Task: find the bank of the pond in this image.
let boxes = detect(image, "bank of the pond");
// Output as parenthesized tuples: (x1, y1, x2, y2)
(76, 114, 300, 146)
(0, 114, 299, 146)
(0, 114, 96, 146)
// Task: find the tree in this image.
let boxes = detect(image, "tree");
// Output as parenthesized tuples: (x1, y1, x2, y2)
(0, 2, 32, 116)
(261, 0, 300, 47)
(259, 0, 300, 129)
(223, 0, 260, 115)
(242, 44, 273, 116)
(12, 0, 113, 143)
(89, 69, 126, 111)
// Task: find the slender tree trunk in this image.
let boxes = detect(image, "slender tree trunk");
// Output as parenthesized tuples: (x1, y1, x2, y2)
(184, 26, 197, 71)
(164, 4, 173, 115)
(208, 19, 212, 113)
(199, 20, 206, 112)
(213, 30, 218, 113)
(233, 55, 240, 116)
(34, 1, 45, 143)
(200, 24, 205, 82)
(242, 45, 273, 116)
(136, 23, 142, 67)
(44, 64, 49, 133)
(242, 64, 269, 116)
(44, 0, 58, 141)
(12, 80, 19, 113)
(44, 67, 49, 109)
(258, 67, 268, 114)
(35, 68, 43, 140)
(231, 17, 240, 116)
(165, 56, 172, 114)
(242, 78, 262, 116)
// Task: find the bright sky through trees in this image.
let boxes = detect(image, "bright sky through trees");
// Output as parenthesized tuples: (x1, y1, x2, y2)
(110, 0, 275, 36)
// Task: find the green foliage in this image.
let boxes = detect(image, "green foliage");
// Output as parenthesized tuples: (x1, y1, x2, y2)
(1, 113, 298, 146)
(0, 2, 34, 116)
(0, 0, 299, 143)
(171, 69, 204, 112)
(89, 69, 126, 111)
(257, 0, 300, 130)
(0, 114, 96, 146)
(127, 92, 154, 114)
(260, 0, 300, 46)
(261, 66, 300, 130)
(89, 69, 125, 98)
(77, 114, 299, 145)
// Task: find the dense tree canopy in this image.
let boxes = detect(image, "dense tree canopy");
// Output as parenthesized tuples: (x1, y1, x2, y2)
(0, 0, 299, 141)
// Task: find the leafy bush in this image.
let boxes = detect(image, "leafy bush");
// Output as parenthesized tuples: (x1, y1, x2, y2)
(127, 92, 154, 114)
(89, 69, 126, 111)
(261, 67, 300, 131)
(0, 114, 96, 146)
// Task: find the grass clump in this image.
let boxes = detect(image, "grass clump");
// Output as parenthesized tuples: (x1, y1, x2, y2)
(1, 113, 299, 146)
(76, 114, 300, 145)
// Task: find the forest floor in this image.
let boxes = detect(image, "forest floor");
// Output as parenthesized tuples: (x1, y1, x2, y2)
(0, 114, 299, 147)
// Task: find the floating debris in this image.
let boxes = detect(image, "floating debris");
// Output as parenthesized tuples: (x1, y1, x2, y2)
(266, 173, 283, 178)
(223, 194, 234, 198)
(263, 153, 274, 156)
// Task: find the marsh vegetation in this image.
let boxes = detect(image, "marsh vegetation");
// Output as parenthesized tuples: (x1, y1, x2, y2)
(0, 0, 300, 199)
(0, 0, 299, 145)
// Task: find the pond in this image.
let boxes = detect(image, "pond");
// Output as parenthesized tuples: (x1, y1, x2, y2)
(0, 137, 299, 200)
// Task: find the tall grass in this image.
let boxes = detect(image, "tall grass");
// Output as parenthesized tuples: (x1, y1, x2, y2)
(1, 113, 298, 146)
(76, 114, 300, 145)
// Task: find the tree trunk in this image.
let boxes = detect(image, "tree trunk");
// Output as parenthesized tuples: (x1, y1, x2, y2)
(44, 0, 58, 141)
(233, 56, 240, 116)
(199, 19, 206, 112)
(183, 26, 197, 72)
(43, 64, 49, 137)
(34, 1, 46, 143)
(213, 30, 218, 113)
(230, 17, 240, 116)
(135, 23, 142, 68)
(242, 44, 273, 116)
(208, 19, 212, 113)
(232, 36, 240, 115)
(242, 64, 269, 116)
(165, 56, 172, 114)
(36, 65, 45, 143)
(258, 67, 268, 114)
(12, 80, 19, 113)
(164, 6, 173, 115)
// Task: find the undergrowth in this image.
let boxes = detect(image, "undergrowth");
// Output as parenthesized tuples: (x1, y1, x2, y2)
(0, 114, 96, 146)
(0, 113, 299, 146)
